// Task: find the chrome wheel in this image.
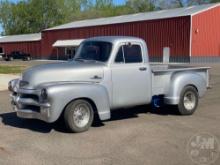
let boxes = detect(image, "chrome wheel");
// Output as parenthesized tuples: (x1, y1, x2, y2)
(64, 99, 94, 133)
(72, 103, 91, 128)
(178, 86, 198, 115)
(183, 91, 196, 111)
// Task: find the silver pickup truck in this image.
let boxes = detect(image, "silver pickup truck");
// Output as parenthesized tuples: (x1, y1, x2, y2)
(9, 36, 210, 133)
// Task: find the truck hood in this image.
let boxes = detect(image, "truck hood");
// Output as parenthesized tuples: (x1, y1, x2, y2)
(21, 61, 105, 89)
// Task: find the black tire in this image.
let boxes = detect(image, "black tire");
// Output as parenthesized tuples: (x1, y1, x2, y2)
(178, 86, 199, 115)
(64, 99, 94, 133)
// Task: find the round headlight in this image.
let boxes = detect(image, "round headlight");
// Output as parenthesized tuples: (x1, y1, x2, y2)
(41, 88, 48, 100)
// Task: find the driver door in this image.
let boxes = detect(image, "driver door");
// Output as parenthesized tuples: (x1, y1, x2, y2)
(111, 42, 151, 108)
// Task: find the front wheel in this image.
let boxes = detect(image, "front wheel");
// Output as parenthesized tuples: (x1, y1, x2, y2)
(177, 86, 199, 115)
(64, 99, 94, 133)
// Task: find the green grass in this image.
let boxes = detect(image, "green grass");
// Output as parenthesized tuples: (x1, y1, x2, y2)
(0, 65, 25, 74)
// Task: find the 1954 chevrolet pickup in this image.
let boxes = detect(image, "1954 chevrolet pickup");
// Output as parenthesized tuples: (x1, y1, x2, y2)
(8, 36, 210, 133)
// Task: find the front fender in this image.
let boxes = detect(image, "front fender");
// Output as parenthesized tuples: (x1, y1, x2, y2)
(40, 82, 111, 122)
(164, 72, 207, 105)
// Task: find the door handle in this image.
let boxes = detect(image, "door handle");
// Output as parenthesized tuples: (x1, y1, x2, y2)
(139, 67, 147, 71)
(91, 75, 102, 80)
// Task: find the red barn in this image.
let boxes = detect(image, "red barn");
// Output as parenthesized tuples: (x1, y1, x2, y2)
(0, 3, 220, 62)
(0, 33, 41, 59)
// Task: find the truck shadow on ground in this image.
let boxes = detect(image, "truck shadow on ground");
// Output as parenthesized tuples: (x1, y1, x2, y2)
(0, 105, 179, 133)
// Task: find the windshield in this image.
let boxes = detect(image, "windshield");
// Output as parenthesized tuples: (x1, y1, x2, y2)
(74, 41, 112, 62)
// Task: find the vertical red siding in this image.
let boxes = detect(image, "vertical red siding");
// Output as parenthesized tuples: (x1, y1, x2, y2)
(41, 16, 191, 60)
(0, 41, 41, 59)
(192, 6, 220, 57)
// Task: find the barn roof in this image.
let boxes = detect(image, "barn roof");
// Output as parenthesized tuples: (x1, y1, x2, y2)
(46, 3, 220, 31)
(0, 33, 41, 43)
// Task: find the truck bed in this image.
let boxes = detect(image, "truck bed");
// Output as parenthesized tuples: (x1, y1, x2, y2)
(150, 64, 210, 96)
(150, 64, 210, 73)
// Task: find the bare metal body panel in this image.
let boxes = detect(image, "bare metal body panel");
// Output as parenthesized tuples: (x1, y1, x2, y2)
(9, 36, 210, 123)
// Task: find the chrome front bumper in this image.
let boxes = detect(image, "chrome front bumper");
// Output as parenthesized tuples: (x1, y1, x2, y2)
(10, 88, 51, 122)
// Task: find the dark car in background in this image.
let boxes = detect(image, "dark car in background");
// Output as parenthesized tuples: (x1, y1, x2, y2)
(2, 51, 32, 61)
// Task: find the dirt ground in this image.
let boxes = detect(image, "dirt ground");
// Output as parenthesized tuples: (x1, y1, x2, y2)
(0, 62, 219, 165)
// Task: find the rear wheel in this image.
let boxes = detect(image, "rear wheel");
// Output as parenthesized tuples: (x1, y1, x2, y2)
(64, 99, 94, 133)
(178, 86, 199, 115)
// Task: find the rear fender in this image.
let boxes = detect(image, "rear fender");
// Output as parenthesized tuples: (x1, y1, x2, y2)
(164, 72, 207, 105)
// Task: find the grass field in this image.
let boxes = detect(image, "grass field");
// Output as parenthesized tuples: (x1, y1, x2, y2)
(0, 65, 25, 74)
(0, 60, 58, 74)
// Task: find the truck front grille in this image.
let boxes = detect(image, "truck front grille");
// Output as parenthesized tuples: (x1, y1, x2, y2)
(22, 105, 40, 113)
(20, 94, 39, 102)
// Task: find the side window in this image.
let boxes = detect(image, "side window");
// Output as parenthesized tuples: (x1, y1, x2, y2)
(123, 45, 142, 63)
(114, 44, 142, 64)
(115, 46, 124, 63)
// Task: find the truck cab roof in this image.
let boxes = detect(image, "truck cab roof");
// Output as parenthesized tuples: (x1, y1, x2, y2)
(85, 36, 146, 44)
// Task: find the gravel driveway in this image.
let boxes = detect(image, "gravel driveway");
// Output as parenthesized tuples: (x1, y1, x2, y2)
(0, 74, 19, 91)
(0, 64, 219, 165)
